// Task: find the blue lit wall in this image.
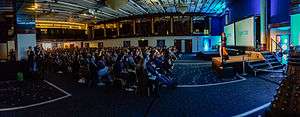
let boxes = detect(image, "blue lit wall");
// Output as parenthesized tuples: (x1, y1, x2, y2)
(228, 0, 290, 24)
(270, 0, 290, 24)
(228, 0, 260, 23)
(211, 16, 225, 36)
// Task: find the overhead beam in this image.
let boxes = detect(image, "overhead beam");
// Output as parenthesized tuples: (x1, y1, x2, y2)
(119, 8, 133, 16)
(129, 0, 149, 14)
(157, 0, 167, 13)
(204, 0, 218, 13)
(127, 3, 145, 14)
(193, 0, 200, 12)
(149, 0, 163, 13)
(198, 0, 208, 13)
(211, 1, 225, 14)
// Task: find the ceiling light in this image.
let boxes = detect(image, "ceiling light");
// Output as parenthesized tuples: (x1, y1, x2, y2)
(27, 3, 39, 10)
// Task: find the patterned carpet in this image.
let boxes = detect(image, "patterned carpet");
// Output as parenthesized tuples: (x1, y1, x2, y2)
(0, 55, 279, 117)
(172, 64, 240, 85)
(0, 80, 69, 109)
(256, 72, 286, 85)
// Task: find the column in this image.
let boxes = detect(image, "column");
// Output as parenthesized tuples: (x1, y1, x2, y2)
(133, 19, 136, 35)
(260, 0, 267, 50)
(181, 40, 185, 53)
(117, 22, 120, 37)
(170, 16, 174, 34)
(225, 11, 229, 25)
(104, 27, 107, 38)
(15, 0, 37, 61)
(151, 18, 154, 34)
(190, 16, 193, 34)
(209, 17, 212, 35)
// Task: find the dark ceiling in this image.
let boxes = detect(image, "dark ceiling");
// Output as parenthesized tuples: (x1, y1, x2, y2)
(1, 0, 228, 23)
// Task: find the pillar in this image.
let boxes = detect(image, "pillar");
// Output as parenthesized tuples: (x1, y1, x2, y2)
(133, 19, 136, 35)
(260, 0, 267, 50)
(15, 0, 37, 61)
(170, 16, 174, 34)
(151, 18, 154, 34)
(104, 26, 107, 38)
(209, 17, 212, 35)
(181, 40, 185, 53)
(190, 16, 193, 34)
(117, 22, 120, 37)
(225, 11, 229, 25)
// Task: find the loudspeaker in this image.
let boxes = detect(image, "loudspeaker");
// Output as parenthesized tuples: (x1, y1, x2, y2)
(106, 0, 128, 10)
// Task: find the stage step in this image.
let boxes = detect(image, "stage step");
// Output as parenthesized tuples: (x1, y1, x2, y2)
(249, 51, 286, 76)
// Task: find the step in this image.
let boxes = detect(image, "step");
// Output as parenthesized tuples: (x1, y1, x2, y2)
(270, 61, 281, 66)
(267, 65, 285, 70)
(267, 58, 277, 62)
(261, 51, 272, 55)
(270, 74, 287, 78)
(255, 65, 271, 70)
(251, 62, 269, 67)
(255, 68, 284, 73)
(264, 54, 274, 58)
(248, 60, 266, 64)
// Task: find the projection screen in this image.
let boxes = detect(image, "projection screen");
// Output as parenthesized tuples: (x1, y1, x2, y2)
(235, 17, 255, 47)
(224, 23, 235, 46)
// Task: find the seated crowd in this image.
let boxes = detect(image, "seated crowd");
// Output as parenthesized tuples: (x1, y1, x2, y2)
(24, 46, 179, 95)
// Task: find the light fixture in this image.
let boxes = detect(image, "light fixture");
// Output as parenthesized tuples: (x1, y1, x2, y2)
(27, 3, 39, 10)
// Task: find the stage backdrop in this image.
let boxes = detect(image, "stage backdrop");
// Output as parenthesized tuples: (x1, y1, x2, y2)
(235, 17, 255, 47)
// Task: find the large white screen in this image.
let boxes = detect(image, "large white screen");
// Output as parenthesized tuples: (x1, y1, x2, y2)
(17, 34, 36, 60)
(291, 14, 300, 47)
(235, 17, 255, 47)
(224, 23, 235, 46)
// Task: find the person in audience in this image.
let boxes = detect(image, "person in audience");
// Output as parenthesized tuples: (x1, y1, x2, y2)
(9, 49, 16, 62)
(25, 45, 179, 92)
(97, 55, 112, 86)
(146, 56, 175, 87)
(135, 56, 148, 96)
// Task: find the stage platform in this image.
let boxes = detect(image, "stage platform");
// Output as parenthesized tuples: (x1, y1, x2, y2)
(197, 51, 219, 60)
(212, 52, 265, 74)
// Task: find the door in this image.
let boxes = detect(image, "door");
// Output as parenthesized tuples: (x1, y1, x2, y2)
(138, 40, 148, 47)
(98, 42, 103, 48)
(123, 41, 131, 47)
(85, 43, 90, 48)
(174, 40, 182, 52)
(70, 44, 75, 48)
(185, 40, 192, 53)
(157, 40, 165, 48)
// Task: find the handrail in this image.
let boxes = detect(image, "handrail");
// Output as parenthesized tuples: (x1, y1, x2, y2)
(270, 38, 286, 65)
(271, 38, 283, 53)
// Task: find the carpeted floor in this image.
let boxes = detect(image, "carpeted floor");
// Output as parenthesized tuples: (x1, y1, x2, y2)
(0, 80, 68, 109)
(256, 72, 286, 85)
(172, 64, 240, 85)
(0, 54, 280, 117)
